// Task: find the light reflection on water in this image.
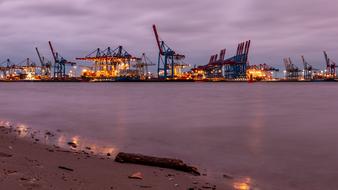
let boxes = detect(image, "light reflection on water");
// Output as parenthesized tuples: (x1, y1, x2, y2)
(0, 120, 11, 127)
(233, 177, 252, 190)
(0, 119, 119, 156)
(17, 124, 29, 137)
(248, 90, 265, 156)
(2, 83, 338, 189)
(2, 119, 258, 189)
(57, 133, 118, 155)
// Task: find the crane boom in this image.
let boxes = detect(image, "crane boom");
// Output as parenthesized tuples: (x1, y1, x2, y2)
(324, 51, 330, 67)
(301, 55, 305, 64)
(48, 41, 57, 62)
(35, 47, 44, 66)
(152, 25, 163, 55)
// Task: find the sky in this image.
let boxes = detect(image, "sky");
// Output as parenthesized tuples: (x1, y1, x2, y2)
(0, 0, 337, 70)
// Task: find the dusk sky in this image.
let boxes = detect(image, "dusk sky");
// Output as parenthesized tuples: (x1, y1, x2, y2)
(0, 0, 337, 70)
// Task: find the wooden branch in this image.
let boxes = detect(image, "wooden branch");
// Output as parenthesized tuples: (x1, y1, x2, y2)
(115, 152, 200, 176)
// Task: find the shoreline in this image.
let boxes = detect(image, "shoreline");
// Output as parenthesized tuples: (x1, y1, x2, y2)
(0, 78, 338, 83)
(0, 126, 232, 190)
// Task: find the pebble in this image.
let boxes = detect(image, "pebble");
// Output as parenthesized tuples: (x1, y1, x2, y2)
(67, 142, 77, 148)
(222, 173, 233, 179)
(128, 172, 143, 180)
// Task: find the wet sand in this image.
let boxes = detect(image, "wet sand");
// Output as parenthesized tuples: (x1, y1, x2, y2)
(0, 126, 231, 190)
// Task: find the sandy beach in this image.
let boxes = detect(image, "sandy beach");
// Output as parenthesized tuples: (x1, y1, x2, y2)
(0, 126, 231, 190)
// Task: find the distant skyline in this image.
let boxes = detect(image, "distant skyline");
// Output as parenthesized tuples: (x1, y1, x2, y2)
(0, 0, 337, 70)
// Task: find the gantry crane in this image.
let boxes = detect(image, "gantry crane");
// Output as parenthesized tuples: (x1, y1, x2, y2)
(152, 25, 186, 79)
(133, 53, 155, 80)
(284, 57, 301, 80)
(323, 51, 337, 79)
(0, 59, 17, 79)
(301, 55, 317, 80)
(48, 41, 76, 79)
(16, 58, 39, 80)
(0, 59, 10, 79)
(36, 47, 52, 78)
(200, 41, 250, 80)
(246, 63, 279, 81)
(76, 46, 139, 79)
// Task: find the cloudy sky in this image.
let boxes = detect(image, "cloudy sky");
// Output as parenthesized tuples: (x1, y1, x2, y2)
(0, 0, 337, 70)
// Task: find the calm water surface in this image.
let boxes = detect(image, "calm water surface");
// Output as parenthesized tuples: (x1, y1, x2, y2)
(0, 82, 337, 190)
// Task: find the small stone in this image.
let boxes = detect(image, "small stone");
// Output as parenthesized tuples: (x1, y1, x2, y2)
(222, 173, 233, 179)
(67, 142, 77, 148)
(128, 172, 143, 180)
(138, 185, 152, 188)
(58, 166, 74, 172)
(45, 132, 54, 136)
(0, 152, 12, 158)
(46, 148, 54, 152)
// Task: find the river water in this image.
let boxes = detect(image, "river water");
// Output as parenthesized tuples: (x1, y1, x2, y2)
(0, 82, 337, 190)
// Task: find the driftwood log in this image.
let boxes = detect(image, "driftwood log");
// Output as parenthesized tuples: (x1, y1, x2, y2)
(115, 152, 200, 176)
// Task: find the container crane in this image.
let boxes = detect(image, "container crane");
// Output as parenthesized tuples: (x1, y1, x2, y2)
(323, 51, 337, 79)
(36, 47, 52, 78)
(301, 55, 320, 80)
(246, 63, 279, 81)
(152, 24, 186, 79)
(284, 57, 301, 80)
(48, 41, 76, 79)
(133, 53, 155, 80)
(0, 59, 10, 79)
(15, 58, 38, 80)
(0, 59, 17, 80)
(76, 46, 139, 79)
(199, 41, 250, 80)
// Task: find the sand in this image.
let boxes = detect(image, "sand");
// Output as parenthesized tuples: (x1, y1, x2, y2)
(0, 126, 231, 190)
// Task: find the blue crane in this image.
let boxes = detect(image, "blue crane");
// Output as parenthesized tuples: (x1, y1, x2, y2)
(152, 25, 185, 79)
(48, 41, 75, 79)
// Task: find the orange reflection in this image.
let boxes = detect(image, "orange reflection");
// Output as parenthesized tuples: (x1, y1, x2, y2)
(57, 134, 66, 147)
(71, 136, 80, 146)
(16, 124, 28, 137)
(60, 135, 118, 156)
(233, 177, 252, 190)
(0, 120, 11, 127)
(101, 147, 117, 155)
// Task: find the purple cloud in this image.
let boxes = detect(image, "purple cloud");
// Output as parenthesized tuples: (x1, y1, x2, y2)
(0, 0, 337, 70)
